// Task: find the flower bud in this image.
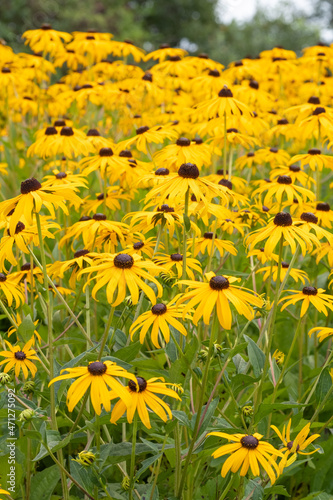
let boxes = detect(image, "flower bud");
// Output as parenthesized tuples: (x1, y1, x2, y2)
(0, 373, 11, 385)
(22, 381, 35, 394)
(19, 409, 35, 422)
(73, 450, 96, 467)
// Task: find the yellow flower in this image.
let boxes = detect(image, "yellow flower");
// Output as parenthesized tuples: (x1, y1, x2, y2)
(308, 326, 333, 343)
(79, 147, 131, 177)
(73, 450, 96, 467)
(279, 286, 333, 317)
(193, 85, 252, 120)
(119, 125, 178, 154)
(207, 431, 282, 484)
(0, 338, 39, 379)
(110, 376, 181, 429)
(0, 272, 25, 308)
(289, 148, 333, 172)
(271, 420, 320, 471)
(188, 232, 237, 258)
(49, 360, 135, 415)
(253, 175, 315, 207)
(176, 271, 263, 328)
(22, 24, 72, 56)
(154, 252, 202, 280)
(80, 253, 163, 306)
(273, 349, 285, 365)
(256, 262, 308, 284)
(130, 301, 191, 348)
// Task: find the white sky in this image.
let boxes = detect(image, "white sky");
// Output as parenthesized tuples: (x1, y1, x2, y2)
(218, 0, 313, 23)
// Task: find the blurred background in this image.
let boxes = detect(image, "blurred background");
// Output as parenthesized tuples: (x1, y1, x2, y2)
(0, 0, 332, 63)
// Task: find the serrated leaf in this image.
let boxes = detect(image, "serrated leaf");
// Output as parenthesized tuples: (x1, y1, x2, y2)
(244, 334, 265, 377)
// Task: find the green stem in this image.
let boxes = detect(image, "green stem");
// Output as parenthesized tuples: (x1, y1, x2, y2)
(219, 473, 236, 500)
(223, 112, 227, 176)
(310, 385, 333, 424)
(129, 412, 138, 500)
(98, 306, 115, 358)
(0, 299, 17, 329)
(182, 188, 190, 281)
(149, 434, 168, 500)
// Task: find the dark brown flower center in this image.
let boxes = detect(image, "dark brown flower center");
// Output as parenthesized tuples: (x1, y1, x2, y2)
(208, 69, 220, 77)
(301, 212, 318, 223)
(281, 261, 289, 268)
(316, 202, 330, 212)
(308, 148, 321, 155)
(21, 178, 42, 194)
(194, 138, 203, 145)
(151, 303, 167, 315)
(209, 276, 229, 290)
(60, 126, 74, 136)
(219, 179, 233, 190)
(45, 126, 57, 135)
(303, 286, 318, 295)
(270, 147, 279, 153)
(136, 126, 149, 135)
(247, 152, 255, 157)
(273, 212, 292, 226)
(158, 204, 174, 213)
(93, 213, 107, 221)
(99, 147, 113, 157)
(15, 221, 25, 234)
(170, 253, 183, 262)
(203, 232, 214, 239)
(178, 163, 199, 179)
(133, 241, 144, 250)
(313, 106, 325, 115)
(41, 23, 51, 30)
(289, 164, 300, 172)
(278, 118, 289, 125)
(241, 435, 259, 449)
(114, 254, 134, 269)
(79, 216, 92, 221)
(74, 249, 89, 258)
(87, 129, 100, 136)
(176, 137, 191, 147)
(54, 119, 66, 127)
(14, 351, 26, 360)
(87, 361, 107, 375)
(218, 86, 233, 97)
(119, 150, 132, 158)
(21, 263, 35, 271)
(142, 72, 153, 82)
(287, 441, 300, 451)
(169, 56, 181, 61)
(277, 175, 292, 185)
(0, 273, 7, 282)
(2, 67, 11, 73)
(308, 96, 320, 104)
(128, 376, 147, 392)
(55, 172, 67, 179)
(249, 80, 259, 90)
(155, 168, 169, 176)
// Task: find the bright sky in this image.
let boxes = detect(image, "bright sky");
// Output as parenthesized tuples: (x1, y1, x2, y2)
(218, 0, 313, 23)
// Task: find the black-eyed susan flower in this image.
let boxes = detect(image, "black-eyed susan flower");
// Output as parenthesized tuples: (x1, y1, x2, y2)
(119, 125, 178, 154)
(42, 170, 88, 190)
(110, 376, 181, 429)
(271, 420, 320, 471)
(154, 253, 202, 280)
(193, 85, 252, 120)
(256, 262, 308, 284)
(145, 45, 187, 63)
(73, 450, 96, 467)
(176, 271, 263, 328)
(125, 236, 162, 259)
(125, 204, 186, 237)
(22, 24, 72, 56)
(279, 286, 333, 317)
(130, 301, 191, 348)
(273, 349, 285, 365)
(145, 163, 228, 206)
(289, 148, 333, 172)
(153, 137, 211, 170)
(313, 202, 333, 229)
(207, 431, 282, 484)
(0, 485, 9, 496)
(308, 326, 333, 343)
(80, 253, 163, 306)
(188, 232, 237, 258)
(270, 164, 316, 188)
(83, 187, 131, 215)
(49, 360, 135, 415)
(247, 247, 279, 265)
(79, 147, 131, 177)
(0, 272, 25, 308)
(295, 212, 333, 242)
(245, 212, 319, 257)
(253, 175, 316, 207)
(0, 338, 39, 379)
(49, 249, 94, 288)
(0, 178, 81, 236)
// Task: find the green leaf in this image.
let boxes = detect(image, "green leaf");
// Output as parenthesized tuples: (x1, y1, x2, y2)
(299, 493, 332, 500)
(254, 403, 307, 425)
(244, 478, 264, 500)
(244, 334, 265, 377)
(17, 315, 36, 342)
(231, 374, 260, 396)
(190, 398, 219, 434)
(30, 465, 60, 500)
(33, 430, 72, 461)
(315, 367, 333, 403)
(172, 410, 191, 428)
(113, 341, 141, 362)
(134, 453, 162, 481)
(70, 458, 98, 495)
(232, 353, 248, 374)
(228, 341, 248, 358)
(264, 485, 290, 498)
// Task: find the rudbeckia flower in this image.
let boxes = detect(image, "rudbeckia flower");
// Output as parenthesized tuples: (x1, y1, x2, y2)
(256, 262, 308, 284)
(154, 253, 202, 280)
(245, 212, 319, 257)
(313, 202, 333, 228)
(49, 360, 135, 415)
(207, 431, 282, 484)
(144, 163, 229, 206)
(255, 147, 291, 166)
(22, 24, 72, 56)
(124, 204, 188, 237)
(153, 137, 212, 170)
(125, 236, 162, 259)
(188, 232, 237, 258)
(145, 44, 187, 62)
(80, 253, 163, 306)
(83, 187, 131, 215)
(119, 125, 178, 154)
(0, 272, 25, 308)
(279, 286, 333, 317)
(298, 106, 333, 140)
(270, 164, 315, 188)
(110, 376, 181, 429)
(271, 420, 320, 471)
(0, 338, 39, 379)
(109, 39, 145, 62)
(42, 170, 88, 190)
(176, 271, 263, 328)
(290, 148, 333, 171)
(130, 301, 191, 348)
(79, 147, 131, 177)
(49, 249, 94, 288)
(193, 85, 252, 120)
(253, 175, 316, 207)
(0, 178, 81, 236)
(309, 326, 333, 342)
(295, 212, 333, 242)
